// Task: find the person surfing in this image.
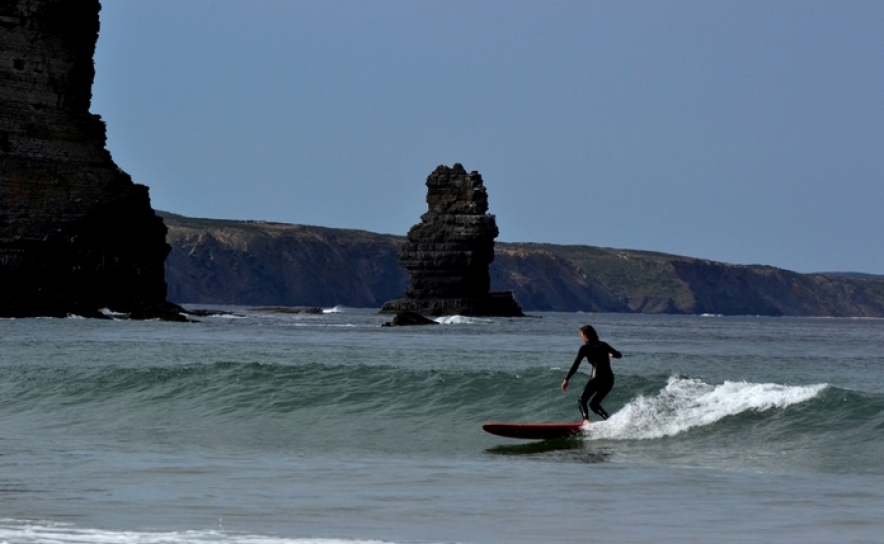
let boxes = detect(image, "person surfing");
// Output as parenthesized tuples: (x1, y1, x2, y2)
(561, 324, 622, 425)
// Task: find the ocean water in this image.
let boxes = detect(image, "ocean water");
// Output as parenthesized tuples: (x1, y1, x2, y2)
(1, 309, 883, 544)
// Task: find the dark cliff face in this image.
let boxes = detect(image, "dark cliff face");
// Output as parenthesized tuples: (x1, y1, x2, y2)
(489, 249, 632, 313)
(492, 246, 884, 317)
(163, 214, 407, 308)
(670, 260, 884, 317)
(0, 0, 170, 317)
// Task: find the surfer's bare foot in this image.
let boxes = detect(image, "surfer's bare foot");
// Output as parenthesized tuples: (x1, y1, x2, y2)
(582, 419, 591, 426)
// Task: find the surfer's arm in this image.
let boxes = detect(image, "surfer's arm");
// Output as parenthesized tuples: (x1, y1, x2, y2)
(562, 348, 586, 391)
(604, 342, 622, 359)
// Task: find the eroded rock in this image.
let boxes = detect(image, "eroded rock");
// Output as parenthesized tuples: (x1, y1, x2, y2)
(0, 0, 171, 318)
(380, 164, 523, 317)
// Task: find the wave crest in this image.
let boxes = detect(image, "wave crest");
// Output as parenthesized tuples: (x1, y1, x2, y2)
(433, 315, 493, 325)
(586, 376, 827, 440)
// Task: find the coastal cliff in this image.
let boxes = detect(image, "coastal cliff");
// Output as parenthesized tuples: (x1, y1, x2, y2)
(492, 244, 884, 316)
(0, 0, 170, 318)
(161, 213, 884, 317)
(163, 213, 404, 308)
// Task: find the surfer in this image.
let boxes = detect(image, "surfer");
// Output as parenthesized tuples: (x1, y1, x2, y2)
(561, 324, 622, 424)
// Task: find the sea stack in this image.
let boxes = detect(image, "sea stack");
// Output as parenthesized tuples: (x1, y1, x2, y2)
(0, 0, 174, 318)
(380, 164, 523, 317)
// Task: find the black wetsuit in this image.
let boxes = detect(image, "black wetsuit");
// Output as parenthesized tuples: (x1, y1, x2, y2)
(565, 341, 622, 421)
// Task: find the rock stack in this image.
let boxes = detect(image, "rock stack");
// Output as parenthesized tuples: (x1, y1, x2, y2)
(0, 0, 175, 318)
(380, 164, 523, 317)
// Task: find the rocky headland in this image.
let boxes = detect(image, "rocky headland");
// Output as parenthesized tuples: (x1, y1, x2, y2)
(0, 0, 174, 319)
(160, 212, 884, 318)
(379, 164, 523, 317)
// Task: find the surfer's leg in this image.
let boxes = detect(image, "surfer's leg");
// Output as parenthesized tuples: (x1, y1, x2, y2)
(577, 396, 590, 421)
(579, 380, 599, 422)
(590, 403, 610, 420)
(588, 377, 614, 420)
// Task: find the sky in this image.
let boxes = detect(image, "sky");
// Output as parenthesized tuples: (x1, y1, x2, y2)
(91, 1, 884, 274)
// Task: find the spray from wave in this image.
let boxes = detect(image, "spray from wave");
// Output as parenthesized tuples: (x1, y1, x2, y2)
(0, 520, 426, 544)
(586, 376, 827, 440)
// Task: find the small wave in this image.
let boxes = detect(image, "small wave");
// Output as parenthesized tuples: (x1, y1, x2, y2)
(323, 305, 345, 313)
(434, 315, 492, 325)
(286, 322, 358, 328)
(585, 376, 827, 440)
(0, 520, 421, 544)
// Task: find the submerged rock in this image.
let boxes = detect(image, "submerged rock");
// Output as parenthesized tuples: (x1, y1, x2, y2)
(382, 311, 438, 327)
(129, 301, 191, 322)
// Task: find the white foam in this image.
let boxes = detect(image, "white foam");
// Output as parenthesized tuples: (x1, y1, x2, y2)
(323, 305, 345, 314)
(584, 376, 827, 440)
(212, 313, 248, 319)
(433, 315, 492, 325)
(99, 308, 128, 318)
(0, 520, 428, 544)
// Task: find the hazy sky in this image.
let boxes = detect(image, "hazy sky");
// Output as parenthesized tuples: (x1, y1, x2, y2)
(92, 1, 883, 274)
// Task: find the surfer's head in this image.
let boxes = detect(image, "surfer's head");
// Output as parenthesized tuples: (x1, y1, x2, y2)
(579, 324, 598, 343)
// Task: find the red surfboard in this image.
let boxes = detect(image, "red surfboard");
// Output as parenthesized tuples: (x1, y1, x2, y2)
(482, 422, 586, 440)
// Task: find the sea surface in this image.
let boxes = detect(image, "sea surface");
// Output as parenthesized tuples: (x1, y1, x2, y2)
(1, 308, 883, 544)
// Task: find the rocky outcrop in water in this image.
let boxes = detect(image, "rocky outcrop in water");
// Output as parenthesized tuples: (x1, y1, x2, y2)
(379, 164, 523, 317)
(0, 0, 173, 318)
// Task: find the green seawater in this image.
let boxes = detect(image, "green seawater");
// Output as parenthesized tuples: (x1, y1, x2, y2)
(1, 309, 883, 543)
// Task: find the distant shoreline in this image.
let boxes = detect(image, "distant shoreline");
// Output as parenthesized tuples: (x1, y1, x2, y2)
(159, 211, 884, 318)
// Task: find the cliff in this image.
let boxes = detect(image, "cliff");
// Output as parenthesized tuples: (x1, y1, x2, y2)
(0, 0, 171, 318)
(163, 213, 404, 308)
(492, 244, 884, 316)
(161, 212, 884, 318)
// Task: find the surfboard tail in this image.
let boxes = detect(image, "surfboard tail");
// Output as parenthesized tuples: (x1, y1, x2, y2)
(482, 422, 585, 440)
